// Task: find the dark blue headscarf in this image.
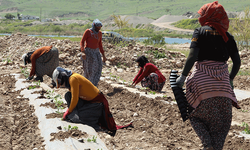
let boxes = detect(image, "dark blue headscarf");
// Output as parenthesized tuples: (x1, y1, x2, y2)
(90, 19, 102, 34)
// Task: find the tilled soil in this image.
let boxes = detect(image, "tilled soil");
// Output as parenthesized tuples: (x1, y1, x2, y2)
(50, 128, 88, 142)
(1, 68, 250, 149)
(0, 33, 250, 149)
(95, 80, 250, 150)
(0, 74, 45, 150)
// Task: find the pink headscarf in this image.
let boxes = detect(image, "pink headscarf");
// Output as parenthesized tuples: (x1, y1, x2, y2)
(198, 1, 229, 42)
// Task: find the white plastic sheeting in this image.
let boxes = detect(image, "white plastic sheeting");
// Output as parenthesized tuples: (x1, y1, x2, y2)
(13, 74, 108, 150)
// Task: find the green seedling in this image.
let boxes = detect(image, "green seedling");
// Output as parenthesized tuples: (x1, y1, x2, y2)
(241, 122, 250, 134)
(117, 76, 120, 82)
(240, 109, 248, 112)
(28, 85, 37, 90)
(35, 80, 41, 86)
(71, 126, 78, 130)
(163, 95, 167, 98)
(3, 57, 12, 63)
(87, 136, 97, 143)
(55, 100, 64, 114)
(46, 90, 55, 99)
(149, 91, 156, 95)
(45, 90, 64, 113)
(20, 67, 29, 78)
(63, 125, 78, 131)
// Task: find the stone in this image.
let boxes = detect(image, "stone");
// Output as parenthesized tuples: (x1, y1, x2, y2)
(176, 61, 183, 68)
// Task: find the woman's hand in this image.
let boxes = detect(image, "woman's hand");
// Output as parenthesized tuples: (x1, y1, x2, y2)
(26, 76, 33, 81)
(131, 82, 136, 87)
(63, 109, 71, 120)
(102, 55, 107, 63)
(81, 52, 86, 60)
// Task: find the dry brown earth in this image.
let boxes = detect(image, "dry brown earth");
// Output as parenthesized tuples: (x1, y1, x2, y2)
(0, 33, 250, 149)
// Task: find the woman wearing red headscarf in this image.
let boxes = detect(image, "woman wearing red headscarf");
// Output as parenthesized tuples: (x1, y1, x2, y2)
(175, 1, 241, 150)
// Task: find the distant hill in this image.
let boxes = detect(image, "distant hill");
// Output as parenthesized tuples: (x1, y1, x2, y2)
(0, 0, 249, 21)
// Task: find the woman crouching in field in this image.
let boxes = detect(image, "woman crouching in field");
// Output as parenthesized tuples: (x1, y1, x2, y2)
(132, 55, 166, 92)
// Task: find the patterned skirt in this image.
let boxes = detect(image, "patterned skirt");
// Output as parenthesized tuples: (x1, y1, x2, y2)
(141, 73, 165, 92)
(35, 47, 59, 77)
(82, 47, 102, 86)
(189, 96, 232, 150)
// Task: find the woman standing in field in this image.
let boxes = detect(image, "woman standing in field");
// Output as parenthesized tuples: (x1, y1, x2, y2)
(80, 19, 106, 86)
(132, 55, 166, 92)
(176, 1, 241, 150)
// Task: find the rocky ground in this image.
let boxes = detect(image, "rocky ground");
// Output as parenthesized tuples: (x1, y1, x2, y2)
(0, 33, 250, 149)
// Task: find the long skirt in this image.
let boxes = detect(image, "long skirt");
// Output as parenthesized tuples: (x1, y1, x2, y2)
(141, 73, 165, 92)
(64, 92, 103, 130)
(189, 96, 232, 150)
(82, 47, 102, 86)
(35, 47, 59, 77)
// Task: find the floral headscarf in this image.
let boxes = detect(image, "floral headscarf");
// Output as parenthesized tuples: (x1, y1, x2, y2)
(198, 1, 229, 42)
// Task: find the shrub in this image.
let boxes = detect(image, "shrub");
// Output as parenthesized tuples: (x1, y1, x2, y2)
(228, 7, 250, 50)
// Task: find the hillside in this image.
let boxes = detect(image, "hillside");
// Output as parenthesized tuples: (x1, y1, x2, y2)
(0, 0, 249, 20)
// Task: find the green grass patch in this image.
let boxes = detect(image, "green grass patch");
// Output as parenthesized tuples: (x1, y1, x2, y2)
(172, 18, 200, 30)
(0, 0, 247, 21)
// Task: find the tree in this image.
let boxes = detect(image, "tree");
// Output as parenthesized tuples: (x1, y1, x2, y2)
(228, 7, 250, 50)
(5, 13, 15, 20)
(17, 13, 21, 20)
(111, 14, 130, 29)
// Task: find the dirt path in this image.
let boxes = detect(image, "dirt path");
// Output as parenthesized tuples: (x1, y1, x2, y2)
(150, 15, 194, 33)
(151, 22, 194, 32)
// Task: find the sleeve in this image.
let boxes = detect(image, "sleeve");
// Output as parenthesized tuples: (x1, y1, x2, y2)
(80, 29, 89, 52)
(190, 28, 200, 49)
(68, 76, 80, 112)
(181, 47, 199, 76)
(133, 67, 143, 83)
(99, 32, 104, 54)
(134, 65, 151, 85)
(228, 36, 241, 80)
(29, 52, 40, 76)
(181, 28, 200, 76)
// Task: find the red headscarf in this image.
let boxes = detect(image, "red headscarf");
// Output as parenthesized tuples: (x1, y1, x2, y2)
(198, 1, 229, 42)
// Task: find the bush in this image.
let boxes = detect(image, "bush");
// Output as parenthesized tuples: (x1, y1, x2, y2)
(143, 35, 165, 46)
(5, 13, 15, 20)
(228, 7, 250, 50)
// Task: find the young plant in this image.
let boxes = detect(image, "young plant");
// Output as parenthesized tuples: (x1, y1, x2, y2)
(46, 90, 65, 114)
(20, 67, 29, 78)
(3, 57, 12, 63)
(35, 80, 41, 86)
(117, 76, 120, 82)
(87, 136, 97, 143)
(28, 85, 37, 90)
(149, 91, 156, 95)
(240, 109, 248, 112)
(241, 122, 250, 134)
(63, 125, 79, 131)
